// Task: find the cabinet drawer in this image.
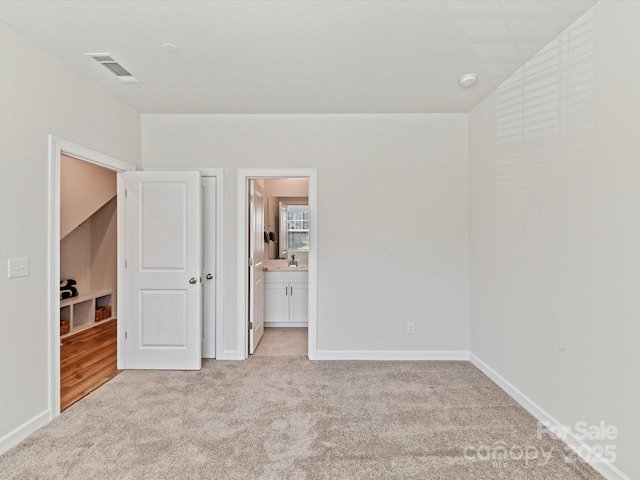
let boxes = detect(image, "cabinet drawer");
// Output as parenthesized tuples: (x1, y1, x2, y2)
(264, 271, 308, 284)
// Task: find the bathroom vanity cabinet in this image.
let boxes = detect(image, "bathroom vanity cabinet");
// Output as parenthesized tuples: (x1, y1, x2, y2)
(264, 270, 308, 327)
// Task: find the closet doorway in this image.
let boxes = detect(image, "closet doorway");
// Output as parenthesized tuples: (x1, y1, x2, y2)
(48, 136, 136, 417)
(49, 140, 225, 416)
(59, 154, 120, 410)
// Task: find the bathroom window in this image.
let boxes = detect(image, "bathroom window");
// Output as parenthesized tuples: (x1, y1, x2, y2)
(286, 205, 309, 253)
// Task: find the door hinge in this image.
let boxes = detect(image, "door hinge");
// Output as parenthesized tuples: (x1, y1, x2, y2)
(125, 189, 128, 198)
(125, 331, 128, 340)
(125, 260, 128, 269)
(248, 258, 253, 266)
(248, 321, 253, 330)
(249, 194, 254, 203)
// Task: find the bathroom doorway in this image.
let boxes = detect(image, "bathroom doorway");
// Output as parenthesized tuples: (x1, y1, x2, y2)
(237, 169, 318, 360)
(254, 179, 309, 356)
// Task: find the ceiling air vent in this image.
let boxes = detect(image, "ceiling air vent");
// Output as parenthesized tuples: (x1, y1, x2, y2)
(85, 53, 140, 83)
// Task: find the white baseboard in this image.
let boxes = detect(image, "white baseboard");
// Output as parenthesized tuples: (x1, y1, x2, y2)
(315, 350, 469, 361)
(0, 410, 50, 456)
(470, 353, 631, 480)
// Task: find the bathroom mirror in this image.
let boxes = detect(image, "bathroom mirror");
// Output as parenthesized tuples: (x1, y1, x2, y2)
(278, 203, 309, 261)
(262, 177, 309, 260)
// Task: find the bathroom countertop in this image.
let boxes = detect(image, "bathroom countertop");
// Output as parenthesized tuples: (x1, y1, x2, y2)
(264, 265, 308, 272)
(264, 261, 308, 272)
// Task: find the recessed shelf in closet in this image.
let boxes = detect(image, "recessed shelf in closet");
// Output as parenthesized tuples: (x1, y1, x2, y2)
(60, 290, 114, 338)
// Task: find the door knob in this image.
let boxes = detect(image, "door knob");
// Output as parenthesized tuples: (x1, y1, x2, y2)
(206, 273, 213, 280)
(189, 277, 198, 284)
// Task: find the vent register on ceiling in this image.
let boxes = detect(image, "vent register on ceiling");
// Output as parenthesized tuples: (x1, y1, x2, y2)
(86, 54, 140, 83)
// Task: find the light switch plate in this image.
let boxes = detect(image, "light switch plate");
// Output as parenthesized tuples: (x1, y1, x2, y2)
(8, 257, 29, 278)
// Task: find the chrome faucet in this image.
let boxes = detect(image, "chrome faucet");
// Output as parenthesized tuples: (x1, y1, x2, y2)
(289, 254, 297, 267)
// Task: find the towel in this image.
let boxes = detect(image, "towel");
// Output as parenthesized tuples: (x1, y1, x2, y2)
(60, 279, 78, 300)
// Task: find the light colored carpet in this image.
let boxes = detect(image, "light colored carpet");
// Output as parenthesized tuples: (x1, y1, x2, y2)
(1, 358, 603, 479)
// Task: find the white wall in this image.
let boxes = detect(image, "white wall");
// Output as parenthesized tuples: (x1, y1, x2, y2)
(0, 22, 140, 450)
(468, 2, 640, 478)
(60, 154, 117, 239)
(142, 114, 469, 357)
(263, 178, 309, 199)
(90, 198, 118, 308)
(60, 222, 92, 292)
(60, 198, 118, 310)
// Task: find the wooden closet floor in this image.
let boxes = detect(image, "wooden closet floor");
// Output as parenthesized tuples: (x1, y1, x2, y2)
(60, 318, 120, 411)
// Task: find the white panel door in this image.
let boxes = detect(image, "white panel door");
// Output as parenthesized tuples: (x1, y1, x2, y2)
(124, 171, 202, 370)
(202, 177, 216, 358)
(248, 180, 265, 354)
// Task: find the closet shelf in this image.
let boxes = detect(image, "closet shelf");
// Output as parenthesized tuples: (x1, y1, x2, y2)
(60, 290, 113, 307)
(60, 289, 112, 307)
(60, 290, 114, 338)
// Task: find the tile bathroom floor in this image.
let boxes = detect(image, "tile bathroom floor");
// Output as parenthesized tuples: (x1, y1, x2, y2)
(253, 327, 308, 357)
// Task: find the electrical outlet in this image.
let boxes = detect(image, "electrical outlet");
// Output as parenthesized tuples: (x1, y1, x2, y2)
(406, 322, 415, 335)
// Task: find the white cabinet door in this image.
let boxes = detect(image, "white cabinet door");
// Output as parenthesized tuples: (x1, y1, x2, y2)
(290, 283, 308, 323)
(264, 283, 290, 323)
(124, 171, 202, 370)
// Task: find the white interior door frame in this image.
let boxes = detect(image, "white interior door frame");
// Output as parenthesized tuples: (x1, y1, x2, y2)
(48, 135, 136, 419)
(237, 169, 318, 360)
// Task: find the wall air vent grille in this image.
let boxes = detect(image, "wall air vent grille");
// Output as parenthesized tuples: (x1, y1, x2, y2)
(85, 53, 140, 83)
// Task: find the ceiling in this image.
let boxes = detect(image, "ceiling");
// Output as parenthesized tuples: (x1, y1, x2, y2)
(0, 0, 597, 114)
